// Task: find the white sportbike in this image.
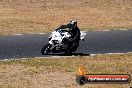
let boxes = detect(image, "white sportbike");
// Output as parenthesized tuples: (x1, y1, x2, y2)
(41, 29, 86, 55)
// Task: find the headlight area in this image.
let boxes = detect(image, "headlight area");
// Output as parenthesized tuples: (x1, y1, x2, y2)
(52, 40, 59, 44)
(49, 37, 52, 41)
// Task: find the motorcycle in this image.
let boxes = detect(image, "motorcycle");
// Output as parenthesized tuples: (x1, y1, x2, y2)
(41, 29, 86, 55)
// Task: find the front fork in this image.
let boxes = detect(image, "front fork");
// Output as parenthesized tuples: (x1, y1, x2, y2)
(49, 41, 55, 51)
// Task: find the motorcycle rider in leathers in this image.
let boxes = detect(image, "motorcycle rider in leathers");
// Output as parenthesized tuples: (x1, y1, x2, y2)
(56, 20, 80, 53)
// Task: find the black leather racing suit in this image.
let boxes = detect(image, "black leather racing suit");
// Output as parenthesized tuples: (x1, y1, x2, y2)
(56, 23, 80, 52)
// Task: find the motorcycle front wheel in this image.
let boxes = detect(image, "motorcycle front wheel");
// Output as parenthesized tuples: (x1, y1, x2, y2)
(41, 43, 51, 55)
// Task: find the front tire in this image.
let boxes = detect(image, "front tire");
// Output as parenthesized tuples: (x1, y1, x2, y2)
(41, 43, 51, 55)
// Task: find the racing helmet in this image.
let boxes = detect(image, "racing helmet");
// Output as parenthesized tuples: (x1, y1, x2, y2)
(69, 20, 77, 31)
(69, 20, 77, 26)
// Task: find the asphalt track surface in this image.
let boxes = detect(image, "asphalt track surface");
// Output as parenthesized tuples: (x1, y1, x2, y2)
(0, 30, 132, 59)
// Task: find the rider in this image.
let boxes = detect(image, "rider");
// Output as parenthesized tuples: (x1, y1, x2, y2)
(56, 20, 80, 52)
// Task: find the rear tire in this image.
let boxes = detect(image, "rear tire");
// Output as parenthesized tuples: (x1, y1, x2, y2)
(72, 42, 79, 52)
(64, 42, 79, 55)
(64, 49, 72, 55)
(41, 43, 51, 55)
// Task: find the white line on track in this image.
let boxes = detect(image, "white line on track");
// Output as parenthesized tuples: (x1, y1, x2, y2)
(14, 34, 23, 35)
(106, 52, 132, 55)
(12, 33, 47, 35)
(10, 29, 129, 35)
(1, 52, 132, 61)
(89, 52, 132, 56)
(38, 33, 46, 34)
(102, 30, 110, 31)
(120, 29, 128, 30)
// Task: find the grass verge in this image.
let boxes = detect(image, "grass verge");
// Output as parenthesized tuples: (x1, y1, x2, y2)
(0, 0, 131, 35)
(0, 54, 132, 88)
